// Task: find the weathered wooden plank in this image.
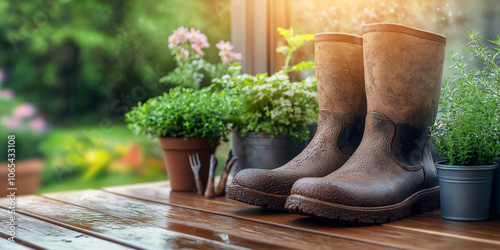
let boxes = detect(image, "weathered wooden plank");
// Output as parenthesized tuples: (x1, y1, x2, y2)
(0, 208, 132, 250)
(0, 236, 34, 250)
(104, 181, 500, 250)
(384, 210, 500, 244)
(0, 195, 246, 250)
(45, 190, 389, 250)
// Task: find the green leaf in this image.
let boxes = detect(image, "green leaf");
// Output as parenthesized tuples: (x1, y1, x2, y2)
(276, 46, 289, 54)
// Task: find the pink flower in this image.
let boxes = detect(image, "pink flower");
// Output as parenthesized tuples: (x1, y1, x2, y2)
(188, 28, 209, 48)
(218, 49, 229, 58)
(219, 50, 230, 63)
(30, 117, 46, 131)
(14, 103, 35, 118)
(187, 28, 202, 42)
(179, 48, 190, 59)
(191, 42, 207, 56)
(0, 89, 14, 100)
(192, 46, 205, 56)
(173, 26, 189, 43)
(216, 40, 241, 64)
(168, 34, 179, 49)
(216, 41, 233, 52)
(1, 116, 20, 129)
(191, 36, 209, 49)
(229, 51, 242, 61)
(219, 50, 242, 64)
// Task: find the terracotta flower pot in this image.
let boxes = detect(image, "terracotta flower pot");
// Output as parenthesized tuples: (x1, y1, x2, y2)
(0, 159, 43, 197)
(158, 137, 216, 191)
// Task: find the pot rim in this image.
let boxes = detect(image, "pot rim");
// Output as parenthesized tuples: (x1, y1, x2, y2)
(157, 137, 218, 150)
(435, 160, 498, 171)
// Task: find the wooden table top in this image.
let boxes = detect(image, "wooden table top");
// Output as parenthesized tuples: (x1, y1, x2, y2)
(1, 181, 499, 249)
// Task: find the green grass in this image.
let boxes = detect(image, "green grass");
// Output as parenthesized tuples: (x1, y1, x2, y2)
(38, 123, 164, 192)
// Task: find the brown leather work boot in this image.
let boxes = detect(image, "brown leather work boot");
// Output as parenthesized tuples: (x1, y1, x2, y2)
(285, 23, 446, 223)
(226, 33, 367, 210)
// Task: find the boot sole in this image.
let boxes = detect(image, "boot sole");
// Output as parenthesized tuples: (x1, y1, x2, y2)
(226, 183, 288, 210)
(285, 186, 440, 224)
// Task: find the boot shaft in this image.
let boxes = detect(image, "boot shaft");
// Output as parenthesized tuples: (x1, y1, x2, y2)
(362, 23, 446, 128)
(362, 23, 446, 166)
(315, 33, 366, 117)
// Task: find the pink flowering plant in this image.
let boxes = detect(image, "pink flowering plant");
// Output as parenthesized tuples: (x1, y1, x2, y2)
(0, 81, 47, 161)
(161, 27, 242, 89)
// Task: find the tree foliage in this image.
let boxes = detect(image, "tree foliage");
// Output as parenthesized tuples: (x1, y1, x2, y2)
(0, 0, 230, 121)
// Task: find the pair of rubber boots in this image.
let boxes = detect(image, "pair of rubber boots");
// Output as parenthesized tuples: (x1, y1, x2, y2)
(227, 23, 446, 224)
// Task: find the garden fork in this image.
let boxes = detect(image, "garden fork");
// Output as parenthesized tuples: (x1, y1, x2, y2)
(188, 153, 204, 195)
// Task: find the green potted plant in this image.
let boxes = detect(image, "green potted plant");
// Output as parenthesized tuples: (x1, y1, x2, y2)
(0, 80, 47, 196)
(125, 87, 234, 191)
(214, 28, 318, 173)
(125, 27, 240, 191)
(431, 31, 500, 221)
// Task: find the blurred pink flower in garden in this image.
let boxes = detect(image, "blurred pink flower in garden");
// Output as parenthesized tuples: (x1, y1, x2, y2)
(30, 117, 46, 131)
(168, 34, 179, 49)
(1, 116, 20, 129)
(192, 45, 205, 56)
(188, 28, 202, 42)
(216, 40, 242, 64)
(230, 51, 242, 61)
(189, 29, 209, 56)
(220, 51, 230, 63)
(179, 48, 190, 59)
(14, 103, 35, 118)
(0, 89, 14, 99)
(169, 27, 209, 57)
(191, 36, 209, 49)
(173, 26, 189, 43)
(216, 41, 234, 52)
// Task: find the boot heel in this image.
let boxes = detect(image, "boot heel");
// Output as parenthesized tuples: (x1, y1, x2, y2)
(411, 190, 440, 215)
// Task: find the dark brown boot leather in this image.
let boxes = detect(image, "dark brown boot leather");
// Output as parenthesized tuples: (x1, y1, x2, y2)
(226, 33, 367, 210)
(285, 23, 446, 223)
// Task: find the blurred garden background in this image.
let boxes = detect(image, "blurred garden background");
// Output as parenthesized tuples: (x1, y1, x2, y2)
(1, 0, 499, 193)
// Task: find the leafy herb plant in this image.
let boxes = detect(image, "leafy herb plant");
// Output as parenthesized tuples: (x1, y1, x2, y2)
(221, 70, 317, 142)
(431, 31, 500, 166)
(125, 86, 233, 145)
(214, 28, 318, 142)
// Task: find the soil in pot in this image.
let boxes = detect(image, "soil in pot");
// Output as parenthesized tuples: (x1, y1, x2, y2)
(158, 137, 215, 192)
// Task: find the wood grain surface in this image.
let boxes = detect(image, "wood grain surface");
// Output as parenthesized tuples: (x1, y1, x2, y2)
(0, 208, 132, 250)
(1, 180, 498, 249)
(104, 181, 500, 250)
(45, 189, 387, 250)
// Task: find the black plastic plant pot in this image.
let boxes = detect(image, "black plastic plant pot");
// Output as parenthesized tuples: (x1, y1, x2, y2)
(492, 165, 500, 214)
(230, 131, 304, 176)
(436, 161, 498, 221)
